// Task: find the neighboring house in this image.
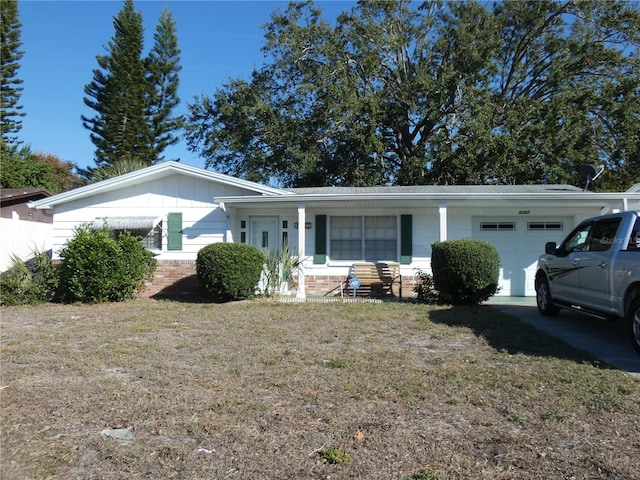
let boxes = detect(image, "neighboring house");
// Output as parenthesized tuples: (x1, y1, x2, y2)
(1, 188, 53, 272)
(29, 161, 640, 298)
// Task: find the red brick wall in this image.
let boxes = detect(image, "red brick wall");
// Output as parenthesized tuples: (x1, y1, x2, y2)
(142, 260, 202, 298)
(142, 262, 417, 299)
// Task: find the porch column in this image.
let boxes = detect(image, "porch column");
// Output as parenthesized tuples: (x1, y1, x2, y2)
(297, 203, 306, 298)
(438, 202, 448, 242)
(219, 202, 233, 243)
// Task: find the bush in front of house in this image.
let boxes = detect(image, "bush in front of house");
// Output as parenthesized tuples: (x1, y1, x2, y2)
(56, 224, 157, 303)
(412, 268, 440, 305)
(0, 249, 57, 306)
(431, 239, 500, 305)
(197, 243, 265, 301)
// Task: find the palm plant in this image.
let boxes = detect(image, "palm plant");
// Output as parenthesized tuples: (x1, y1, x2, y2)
(261, 245, 302, 297)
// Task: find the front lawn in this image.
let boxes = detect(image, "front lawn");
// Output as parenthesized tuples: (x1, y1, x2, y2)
(1, 300, 638, 479)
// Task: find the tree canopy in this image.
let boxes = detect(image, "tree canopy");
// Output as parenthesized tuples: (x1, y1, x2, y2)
(0, 145, 85, 194)
(82, 0, 182, 172)
(146, 7, 183, 162)
(0, 0, 25, 147)
(186, 0, 639, 190)
(82, 0, 149, 168)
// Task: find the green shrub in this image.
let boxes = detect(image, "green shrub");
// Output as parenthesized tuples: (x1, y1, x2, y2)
(261, 245, 302, 296)
(0, 250, 57, 305)
(56, 225, 157, 303)
(197, 243, 265, 301)
(413, 268, 440, 304)
(431, 239, 500, 305)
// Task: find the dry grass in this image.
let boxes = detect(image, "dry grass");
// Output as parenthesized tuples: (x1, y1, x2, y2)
(1, 299, 639, 479)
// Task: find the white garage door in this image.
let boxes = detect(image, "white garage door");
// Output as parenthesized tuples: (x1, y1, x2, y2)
(473, 217, 571, 296)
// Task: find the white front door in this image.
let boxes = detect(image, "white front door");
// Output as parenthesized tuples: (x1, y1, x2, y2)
(250, 217, 278, 253)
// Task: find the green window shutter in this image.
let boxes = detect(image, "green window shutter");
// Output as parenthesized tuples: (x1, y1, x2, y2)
(400, 214, 412, 264)
(314, 214, 327, 264)
(167, 212, 183, 251)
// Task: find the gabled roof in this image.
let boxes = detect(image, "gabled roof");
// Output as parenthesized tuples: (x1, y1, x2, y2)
(29, 161, 292, 209)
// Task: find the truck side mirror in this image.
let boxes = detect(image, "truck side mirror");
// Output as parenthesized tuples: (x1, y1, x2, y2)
(545, 242, 558, 255)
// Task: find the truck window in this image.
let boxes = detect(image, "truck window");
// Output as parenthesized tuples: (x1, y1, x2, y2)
(587, 217, 622, 252)
(627, 218, 640, 251)
(562, 223, 592, 254)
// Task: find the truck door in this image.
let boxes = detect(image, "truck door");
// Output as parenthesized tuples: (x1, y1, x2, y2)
(578, 216, 622, 311)
(547, 221, 593, 302)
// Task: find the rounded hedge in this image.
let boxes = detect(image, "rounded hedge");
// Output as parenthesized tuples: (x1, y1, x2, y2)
(197, 243, 265, 301)
(57, 225, 157, 303)
(431, 239, 500, 305)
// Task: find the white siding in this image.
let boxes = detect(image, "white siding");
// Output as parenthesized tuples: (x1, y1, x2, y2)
(293, 204, 604, 297)
(48, 174, 254, 260)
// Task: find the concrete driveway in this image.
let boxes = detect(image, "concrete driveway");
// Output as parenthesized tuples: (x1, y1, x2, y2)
(488, 298, 640, 378)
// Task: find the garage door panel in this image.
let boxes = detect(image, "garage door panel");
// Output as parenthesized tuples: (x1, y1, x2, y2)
(473, 217, 570, 296)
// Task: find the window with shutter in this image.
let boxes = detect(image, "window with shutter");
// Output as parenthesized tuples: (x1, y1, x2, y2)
(314, 215, 327, 264)
(167, 212, 182, 250)
(400, 215, 412, 264)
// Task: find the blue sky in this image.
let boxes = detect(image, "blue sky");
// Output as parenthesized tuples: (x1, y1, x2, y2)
(18, 0, 354, 171)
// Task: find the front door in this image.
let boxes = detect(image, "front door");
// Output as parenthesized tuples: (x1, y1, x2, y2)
(250, 217, 278, 253)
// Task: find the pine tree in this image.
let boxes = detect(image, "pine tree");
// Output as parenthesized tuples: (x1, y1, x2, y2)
(0, 0, 26, 147)
(146, 8, 182, 163)
(82, 0, 151, 167)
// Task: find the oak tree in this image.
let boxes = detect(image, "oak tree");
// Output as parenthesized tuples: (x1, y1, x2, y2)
(186, 0, 639, 190)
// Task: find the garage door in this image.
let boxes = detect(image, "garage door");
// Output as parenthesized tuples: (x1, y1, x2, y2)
(473, 217, 571, 296)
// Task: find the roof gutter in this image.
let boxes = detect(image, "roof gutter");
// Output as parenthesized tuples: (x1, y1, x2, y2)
(214, 191, 640, 205)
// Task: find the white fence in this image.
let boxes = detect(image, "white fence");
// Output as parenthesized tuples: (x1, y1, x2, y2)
(0, 214, 52, 272)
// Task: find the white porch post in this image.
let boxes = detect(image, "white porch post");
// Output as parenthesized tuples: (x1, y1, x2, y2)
(297, 203, 306, 298)
(439, 202, 448, 242)
(219, 202, 233, 242)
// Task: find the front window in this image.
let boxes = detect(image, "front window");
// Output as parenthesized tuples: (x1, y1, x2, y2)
(115, 224, 162, 250)
(330, 216, 397, 261)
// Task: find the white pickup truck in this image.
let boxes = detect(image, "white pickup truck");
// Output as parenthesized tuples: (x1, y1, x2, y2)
(535, 211, 640, 354)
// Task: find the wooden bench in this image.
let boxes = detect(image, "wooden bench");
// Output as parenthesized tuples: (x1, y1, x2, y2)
(347, 262, 402, 298)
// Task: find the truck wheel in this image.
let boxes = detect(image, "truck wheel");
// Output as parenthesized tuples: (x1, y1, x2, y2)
(536, 276, 560, 316)
(629, 298, 640, 355)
